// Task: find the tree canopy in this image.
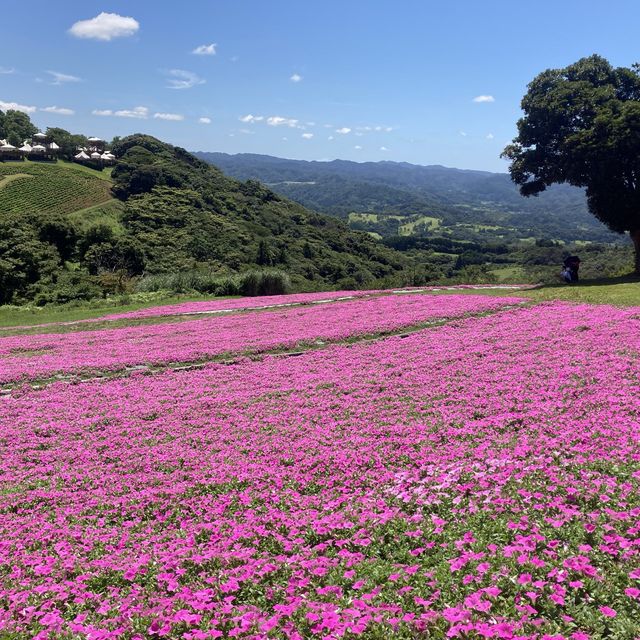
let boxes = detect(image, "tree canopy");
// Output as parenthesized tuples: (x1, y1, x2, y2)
(0, 109, 38, 146)
(502, 54, 640, 271)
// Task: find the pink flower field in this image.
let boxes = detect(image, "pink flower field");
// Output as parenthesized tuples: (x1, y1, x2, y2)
(0, 293, 522, 384)
(0, 295, 639, 639)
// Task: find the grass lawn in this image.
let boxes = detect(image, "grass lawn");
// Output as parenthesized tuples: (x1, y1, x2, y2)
(523, 277, 640, 305)
(425, 276, 640, 306)
(0, 294, 236, 328)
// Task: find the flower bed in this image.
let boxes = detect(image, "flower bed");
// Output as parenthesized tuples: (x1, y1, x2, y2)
(0, 301, 638, 637)
(0, 294, 522, 384)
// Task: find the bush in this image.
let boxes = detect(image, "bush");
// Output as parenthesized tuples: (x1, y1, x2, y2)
(32, 271, 103, 306)
(238, 270, 290, 296)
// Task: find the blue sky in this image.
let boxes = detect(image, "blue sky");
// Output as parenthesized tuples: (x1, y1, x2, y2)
(2, 0, 639, 171)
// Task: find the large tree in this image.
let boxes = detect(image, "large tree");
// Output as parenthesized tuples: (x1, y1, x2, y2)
(1, 109, 37, 146)
(502, 54, 640, 272)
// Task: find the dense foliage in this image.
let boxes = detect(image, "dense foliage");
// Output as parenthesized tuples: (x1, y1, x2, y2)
(502, 54, 640, 270)
(110, 135, 406, 285)
(0, 109, 37, 146)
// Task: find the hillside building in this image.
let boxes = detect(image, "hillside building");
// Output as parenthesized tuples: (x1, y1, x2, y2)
(74, 136, 116, 166)
(0, 132, 60, 161)
(0, 132, 116, 165)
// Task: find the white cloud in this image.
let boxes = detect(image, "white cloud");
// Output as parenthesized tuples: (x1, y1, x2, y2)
(0, 67, 15, 75)
(192, 43, 217, 56)
(281, 137, 288, 141)
(459, 130, 468, 137)
(41, 106, 75, 116)
(69, 12, 139, 41)
(47, 71, 81, 85)
(165, 69, 205, 90)
(0, 100, 36, 114)
(472, 95, 495, 103)
(301, 133, 314, 139)
(380, 146, 388, 151)
(486, 133, 495, 140)
(335, 127, 351, 134)
(239, 128, 254, 135)
(93, 106, 149, 119)
(239, 114, 263, 123)
(290, 73, 303, 83)
(354, 145, 363, 150)
(327, 135, 334, 141)
(199, 117, 212, 124)
(154, 112, 184, 121)
(267, 115, 300, 128)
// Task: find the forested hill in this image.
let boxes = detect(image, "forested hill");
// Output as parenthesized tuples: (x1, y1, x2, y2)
(108, 136, 405, 282)
(0, 135, 410, 304)
(196, 152, 622, 244)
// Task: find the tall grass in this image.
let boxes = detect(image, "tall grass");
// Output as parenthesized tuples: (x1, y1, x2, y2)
(136, 269, 291, 297)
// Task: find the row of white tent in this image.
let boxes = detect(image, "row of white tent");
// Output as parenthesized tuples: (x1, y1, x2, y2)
(74, 150, 116, 163)
(0, 139, 60, 154)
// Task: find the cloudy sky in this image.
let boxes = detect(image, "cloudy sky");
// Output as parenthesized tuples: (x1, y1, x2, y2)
(1, 0, 639, 171)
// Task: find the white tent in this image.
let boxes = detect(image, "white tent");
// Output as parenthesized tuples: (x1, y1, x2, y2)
(31, 144, 46, 153)
(33, 132, 47, 140)
(75, 151, 90, 160)
(90, 152, 101, 159)
(19, 144, 32, 152)
(49, 142, 60, 151)
(87, 137, 103, 143)
(0, 143, 17, 151)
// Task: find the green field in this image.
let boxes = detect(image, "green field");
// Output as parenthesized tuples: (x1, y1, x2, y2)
(0, 161, 113, 215)
(398, 215, 441, 235)
(348, 212, 379, 223)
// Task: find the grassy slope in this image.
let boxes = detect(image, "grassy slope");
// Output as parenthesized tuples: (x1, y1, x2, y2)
(0, 293, 224, 328)
(67, 199, 125, 233)
(0, 160, 113, 215)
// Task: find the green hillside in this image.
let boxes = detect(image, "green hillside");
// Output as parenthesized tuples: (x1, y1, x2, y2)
(0, 161, 113, 216)
(0, 135, 411, 305)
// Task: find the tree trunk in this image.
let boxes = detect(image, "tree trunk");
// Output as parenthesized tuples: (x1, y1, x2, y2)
(631, 229, 640, 275)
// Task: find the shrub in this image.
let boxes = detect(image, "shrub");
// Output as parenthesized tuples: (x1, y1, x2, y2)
(238, 270, 290, 296)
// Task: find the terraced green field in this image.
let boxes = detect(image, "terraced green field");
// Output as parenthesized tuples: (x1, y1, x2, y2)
(0, 161, 113, 215)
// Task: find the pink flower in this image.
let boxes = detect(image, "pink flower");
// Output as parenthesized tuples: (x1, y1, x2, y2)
(625, 587, 640, 599)
(599, 606, 616, 618)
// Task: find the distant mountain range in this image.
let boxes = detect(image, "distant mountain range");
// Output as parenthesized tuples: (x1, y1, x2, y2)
(196, 152, 624, 245)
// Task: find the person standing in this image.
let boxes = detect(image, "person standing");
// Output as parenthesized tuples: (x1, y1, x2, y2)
(562, 255, 581, 283)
